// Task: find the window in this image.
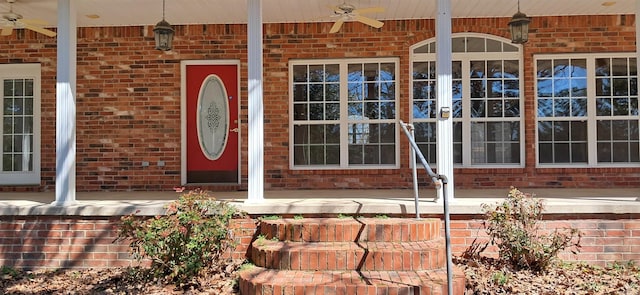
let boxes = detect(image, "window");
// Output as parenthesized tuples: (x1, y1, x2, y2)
(1, 64, 41, 185)
(410, 34, 524, 167)
(290, 58, 399, 169)
(536, 54, 639, 165)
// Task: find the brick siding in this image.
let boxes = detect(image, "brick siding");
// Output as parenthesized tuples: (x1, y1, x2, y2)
(0, 214, 638, 269)
(0, 15, 638, 192)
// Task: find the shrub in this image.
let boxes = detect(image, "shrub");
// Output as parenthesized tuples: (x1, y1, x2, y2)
(479, 187, 581, 272)
(116, 189, 240, 284)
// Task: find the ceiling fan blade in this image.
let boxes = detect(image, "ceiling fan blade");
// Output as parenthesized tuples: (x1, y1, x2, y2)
(1, 26, 12, 36)
(19, 18, 49, 26)
(353, 7, 384, 14)
(355, 15, 384, 29)
(23, 23, 56, 37)
(329, 19, 344, 33)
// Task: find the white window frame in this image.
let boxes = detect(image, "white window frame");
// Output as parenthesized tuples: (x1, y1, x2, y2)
(0, 64, 41, 185)
(409, 33, 526, 168)
(289, 58, 401, 170)
(535, 52, 639, 167)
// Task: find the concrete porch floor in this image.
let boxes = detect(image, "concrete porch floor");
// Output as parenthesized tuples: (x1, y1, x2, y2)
(0, 187, 638, 216)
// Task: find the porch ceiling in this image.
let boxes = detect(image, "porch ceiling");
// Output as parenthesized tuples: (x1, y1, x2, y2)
(0, 0, 634, 29)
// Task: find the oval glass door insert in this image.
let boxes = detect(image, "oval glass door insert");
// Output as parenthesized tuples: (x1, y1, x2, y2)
(196, 75, 229, 160)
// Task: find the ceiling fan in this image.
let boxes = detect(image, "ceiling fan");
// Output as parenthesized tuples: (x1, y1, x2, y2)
(1, 0, 56, 37)
(327, 2, 384, 33)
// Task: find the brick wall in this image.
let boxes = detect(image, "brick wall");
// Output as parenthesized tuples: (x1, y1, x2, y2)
(0, 214, 638, 269)
(0, 15, 638, 192)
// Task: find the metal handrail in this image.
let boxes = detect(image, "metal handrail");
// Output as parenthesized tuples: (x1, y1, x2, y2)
(399, 121, 441, 212)
(398, 120, 454, 295)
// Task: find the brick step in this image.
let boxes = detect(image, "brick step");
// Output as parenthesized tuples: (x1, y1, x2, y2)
(258, 217, 441, 242)
(251, 239, 446, 271)
(238, 267, 466, 295)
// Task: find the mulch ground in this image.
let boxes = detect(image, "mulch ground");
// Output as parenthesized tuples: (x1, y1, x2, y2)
(2, 258, 639, 294)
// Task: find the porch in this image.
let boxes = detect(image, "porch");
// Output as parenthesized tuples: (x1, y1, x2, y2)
(1, 187, 638, 216)
(0, 187, 639, 269)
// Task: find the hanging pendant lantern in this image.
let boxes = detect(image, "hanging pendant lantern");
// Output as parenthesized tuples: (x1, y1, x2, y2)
(508, 0, 530, 44)
(154, 0, 174, 51)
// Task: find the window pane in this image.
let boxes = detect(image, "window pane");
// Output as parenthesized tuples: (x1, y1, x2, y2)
(571, 99, 587, 116)
(538, 121, 553, 141)
(452, 37, 465, 53)
(413, 101, 433, 119)
(504, 99, 520, 117)
(596, 97, 612, 116)
(348, 102, 362, 117)
(414, 122, 436, 164)
(364, 145, 379, 164)
(326, 145, 340, 164)
(554, 99, 571, 117)
(597, 120, 611, 140)
(348, 145, 362, 164)
(486, 39, 502, 52)
(309, 84, 323, 101)
(597, 142, 611, 162)
(471, 100, 485, 117)
(325, 64, 339, 82)
(487, 100, 503, 117)
(380, 102, 395, 119)
(309, 146, 325, 165)
(309, 65, 323, 82)
(309, 125, 324, 144)
(294, 125, 308, 144)
(538, 99, 553, 117)
(571, 143, 587, 162)
(3, 135, 12, 152)
(14, 80, 23, 96)
(325, 103, 339, 120)
(293, 84, 307, 102)
(325, 84, 339, 101)
(293, 65, 307, 82)
(504, 80, 520, 97)
(613, 97, 629, 116)
(596, 78, 610, 96)
(348, 83, 363, 101)
(413, 62, 430, 79)
(309, 103, 323, 120)
(467, 37, 485, 52)
(294, 104, 307, 120)
(554, 143, 570, 163)
(365, 102, 379, 119)
(470, 80, 485, 98)
(539, 143, 553, 163)
(348, 64, 363, 82)
(613, 78, 629, 96)
(571, 78, 587, 96)
(554, 121, 570, 141)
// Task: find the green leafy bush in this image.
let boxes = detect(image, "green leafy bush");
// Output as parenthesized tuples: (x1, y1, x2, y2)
(117, 189, 239, 284)
(480, 187, 581, 271)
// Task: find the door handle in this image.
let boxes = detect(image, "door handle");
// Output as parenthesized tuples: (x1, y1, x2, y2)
(230, 127, 239, 133)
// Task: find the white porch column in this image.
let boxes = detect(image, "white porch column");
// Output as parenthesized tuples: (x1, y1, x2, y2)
(435, 0, 454, 201)
(246, 0, 264, 202)
(636, 1, 639, 200)
(52, 0, 77, 206)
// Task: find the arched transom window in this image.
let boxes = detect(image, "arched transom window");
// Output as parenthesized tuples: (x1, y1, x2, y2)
(410, 34, 524, 167)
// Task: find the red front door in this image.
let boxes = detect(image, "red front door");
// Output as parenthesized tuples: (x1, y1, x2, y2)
(185, 62, 239, 184)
